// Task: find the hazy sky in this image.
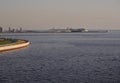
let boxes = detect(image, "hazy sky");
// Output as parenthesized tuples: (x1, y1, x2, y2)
(0, 0, 120, 30)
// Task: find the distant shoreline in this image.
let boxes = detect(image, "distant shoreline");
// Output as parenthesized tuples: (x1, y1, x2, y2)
(1, 30, 108, 33)
(1, 28, 108, 33)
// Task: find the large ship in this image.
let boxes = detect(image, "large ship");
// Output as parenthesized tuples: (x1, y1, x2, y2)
(49, 28, 88, 33)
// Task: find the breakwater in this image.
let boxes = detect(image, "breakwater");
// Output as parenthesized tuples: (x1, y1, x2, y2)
(0, 39, 30, 52)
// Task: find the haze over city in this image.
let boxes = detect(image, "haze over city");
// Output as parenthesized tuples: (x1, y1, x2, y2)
(0, 0, 120, 30)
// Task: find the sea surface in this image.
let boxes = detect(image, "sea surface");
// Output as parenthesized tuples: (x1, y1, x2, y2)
(0, 30, 120, 83)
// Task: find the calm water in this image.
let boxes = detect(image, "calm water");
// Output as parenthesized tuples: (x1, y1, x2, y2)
(0, 30, 120, 83)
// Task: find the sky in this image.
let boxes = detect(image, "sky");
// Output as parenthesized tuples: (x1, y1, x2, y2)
(0, 0, 120, 30)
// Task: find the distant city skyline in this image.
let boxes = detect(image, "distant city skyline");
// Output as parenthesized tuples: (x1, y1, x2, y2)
(0, 0, 120, 30)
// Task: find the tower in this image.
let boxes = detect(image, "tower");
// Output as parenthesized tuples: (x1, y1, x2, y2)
(0, 26, 3, 32)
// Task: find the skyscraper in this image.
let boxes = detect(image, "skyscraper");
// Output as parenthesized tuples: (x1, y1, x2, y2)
(0, 26, 3, 32)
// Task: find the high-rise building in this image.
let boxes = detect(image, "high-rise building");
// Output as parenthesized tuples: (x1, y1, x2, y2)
(20, 27, 22, 32)
(8, 27, 11, 32)
(0, 26, 3, 32)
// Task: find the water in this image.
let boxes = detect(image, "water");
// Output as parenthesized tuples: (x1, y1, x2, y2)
(0, 30, 120, 83)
